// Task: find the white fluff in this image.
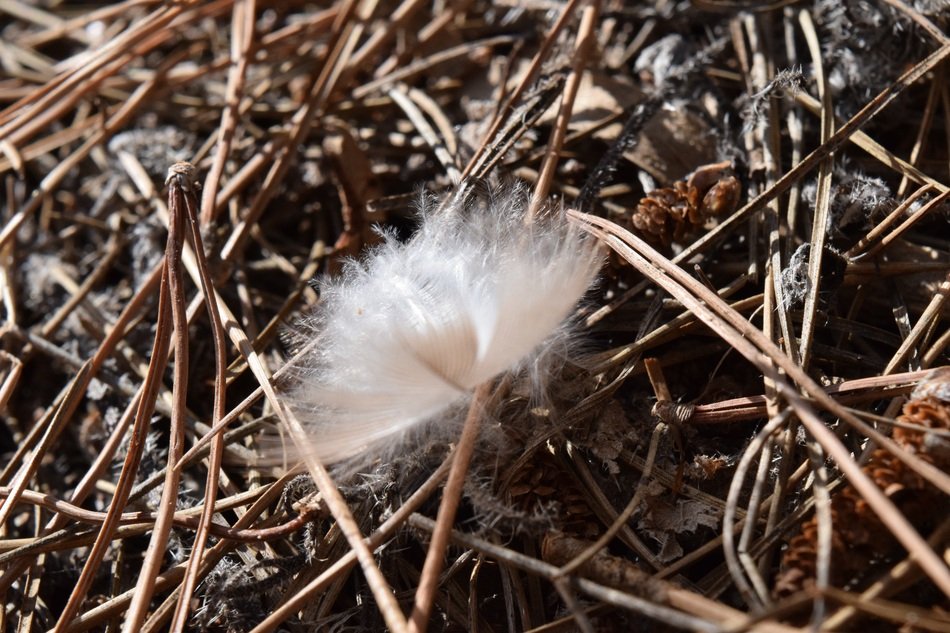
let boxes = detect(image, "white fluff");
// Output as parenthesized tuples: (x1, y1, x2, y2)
(282, 185, 601, 464)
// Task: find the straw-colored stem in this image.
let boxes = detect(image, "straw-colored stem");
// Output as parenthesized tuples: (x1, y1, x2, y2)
(408, 381, 492, 633)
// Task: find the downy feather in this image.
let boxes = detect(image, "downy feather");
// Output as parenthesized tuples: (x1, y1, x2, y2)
(280, 185, 601, 464)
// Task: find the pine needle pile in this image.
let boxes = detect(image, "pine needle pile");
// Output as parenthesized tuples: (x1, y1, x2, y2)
(0, 1, 948, 631)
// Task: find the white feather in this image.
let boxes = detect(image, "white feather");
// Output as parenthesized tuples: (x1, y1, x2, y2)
(282, 185, 602, 463)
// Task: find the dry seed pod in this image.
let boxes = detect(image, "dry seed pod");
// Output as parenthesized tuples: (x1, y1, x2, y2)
(774, 368, 950, 598)
(629, 160, 741, 248)
(701, 175, 741, 217)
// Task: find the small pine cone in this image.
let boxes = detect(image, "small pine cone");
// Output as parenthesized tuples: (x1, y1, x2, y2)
(631, 181, 699, 247)
(775, 368, 950, 598)
(506, 452, 601, 539)
(631, 187, 685, 246)
(896, 382, 950, 462)
(629, 162, 741, 248)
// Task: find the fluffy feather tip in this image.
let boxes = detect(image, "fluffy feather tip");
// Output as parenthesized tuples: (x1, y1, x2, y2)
(279, 185, 602, 465)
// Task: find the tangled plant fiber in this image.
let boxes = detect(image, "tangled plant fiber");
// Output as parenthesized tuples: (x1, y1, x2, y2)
(281, 185, 602, 464)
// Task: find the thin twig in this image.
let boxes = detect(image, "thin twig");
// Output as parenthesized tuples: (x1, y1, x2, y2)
(408, 381, 493, 633)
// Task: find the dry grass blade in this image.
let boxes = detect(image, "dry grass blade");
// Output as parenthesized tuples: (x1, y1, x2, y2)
(885, 273, 950, 373)
(198, 0, 256, 226)
(122, 163, 194, 632)
(169, 161, 231, 631)
(527, 2, 600, 218)
(0, 351, 22, 410)
(796, 8, 834, 372)
(0, 362, 90, 527)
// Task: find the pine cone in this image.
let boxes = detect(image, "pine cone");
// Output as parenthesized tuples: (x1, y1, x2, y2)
(775, 368, 950, 598)
(507, 450, 602, 539)
(629, 161, 741, 248)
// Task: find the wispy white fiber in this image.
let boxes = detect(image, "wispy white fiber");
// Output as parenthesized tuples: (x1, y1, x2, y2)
(282, 185, 601, 464)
